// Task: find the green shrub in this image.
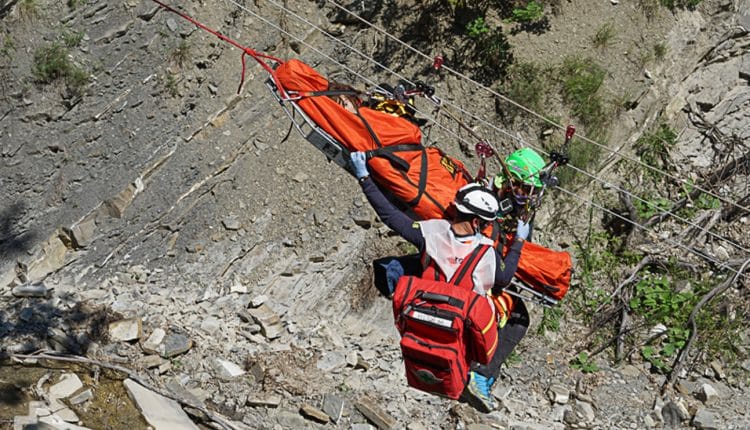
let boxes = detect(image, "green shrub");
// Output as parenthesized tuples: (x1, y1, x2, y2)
(630, 273, 696, 372)
(506, 350, 523, 366)
(1, 33, 14, 60)
(507, 1, 545, 23)
(472, 27, 514, 84)
(503, 62, 548, 115)
(570, 351, 599, 373)
(165, 73, 178, 97)
(170, 40, 192, 68)
(32, 43, 89, 92)
(63, 31, 84, 48)
(660, 0, 702, 9)
(19, 0, 39, 19)
(633, 195, 671, 219)
(559, 57, 607, 130)
(638, 0, 660, 20)
(538, 306, 563, 335)
(653, 42, 668, 61)
(634, 123, 677, 171)
(33, 43, 71, 83)
(466, 16, 489, 38)
(630, 275, 692, 323)
(592, 23, 616, 49)
(67, 0, 85, 9)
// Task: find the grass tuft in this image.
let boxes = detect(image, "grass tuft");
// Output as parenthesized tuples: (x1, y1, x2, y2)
(592, 23, 616, 49)
(32, 43, 89, 93)
(559, 57, 608, 130)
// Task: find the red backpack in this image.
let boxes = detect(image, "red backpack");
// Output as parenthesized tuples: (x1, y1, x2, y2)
(392, 246, 498, 400)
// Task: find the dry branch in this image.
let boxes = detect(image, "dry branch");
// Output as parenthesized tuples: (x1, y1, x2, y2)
(644, 147, 750, 228)
(662, 258, 750, 393)
(596, 255, 652, 315)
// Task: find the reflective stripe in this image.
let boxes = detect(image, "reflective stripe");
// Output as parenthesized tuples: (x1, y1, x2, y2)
(480, 316, 495, 335)
(411, 310, 454, 329)
(485, 334, 498, 357)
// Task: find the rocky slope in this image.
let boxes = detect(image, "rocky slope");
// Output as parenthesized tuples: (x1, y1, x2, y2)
(1, 0, 748, 429)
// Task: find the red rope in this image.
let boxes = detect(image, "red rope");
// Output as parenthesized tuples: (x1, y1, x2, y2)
(151, 0, 288, 96)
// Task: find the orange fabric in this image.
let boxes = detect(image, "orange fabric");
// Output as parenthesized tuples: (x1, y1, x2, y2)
(490, 290, 515, 320)
(369, 148, 469, 219)
(503, 235, 572, 301)
(275, 60, 422, 150)
(275, 59, 469, 219)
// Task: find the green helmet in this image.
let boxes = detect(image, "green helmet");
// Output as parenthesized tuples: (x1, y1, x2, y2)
(494, 148, 546, 188)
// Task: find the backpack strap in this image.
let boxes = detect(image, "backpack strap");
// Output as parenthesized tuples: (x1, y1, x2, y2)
(448, 244, 491, 287)
(421, 251, 443, 281)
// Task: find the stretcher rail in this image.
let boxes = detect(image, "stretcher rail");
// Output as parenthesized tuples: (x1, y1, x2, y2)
(265, 77, 355, 176)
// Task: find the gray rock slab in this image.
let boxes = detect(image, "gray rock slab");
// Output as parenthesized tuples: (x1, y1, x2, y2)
(300, 403, 329, 423)
(577, 401, 595, 423)
(322, 393, 344, 423)
(222, 217, 241, 230)
(246, 394, 281, 408)
(246, 304, 283, 339)
(123, 379, 199, 430)
(48, 373, 83, 400)
(212, 358, 246, 381)
(22, 235, 67, 282)
(13, 415, 36, 430)
(355, 397, 396, 430)
(250, 294, 268, 307)
(547, 384, 569, 404)
(161, 333, 192, 358)
(275, 411, 306, 428)
(692, 407, 718, 430)
(66, 217, 96, 249)
(37, 414, 92, 429)
(12, 282, 49, 298)
(139, 354, 167, 369)
(709, 360, 725, 380)
(199, 317, 221, 334)
(142, 328, 166, 354)
(69, 388, 93, 405)
(662, 400, 690, 427)
(108, 318, 143, 342)
(317, 351, 347, 372)
(696, 383, 718, 404)
(351, 424, 376, 430)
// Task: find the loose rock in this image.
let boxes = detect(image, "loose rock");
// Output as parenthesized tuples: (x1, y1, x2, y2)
(108, 318, 143, 342)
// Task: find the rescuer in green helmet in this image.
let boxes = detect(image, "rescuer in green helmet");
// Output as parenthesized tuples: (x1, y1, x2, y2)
(492, 148, 547, 228)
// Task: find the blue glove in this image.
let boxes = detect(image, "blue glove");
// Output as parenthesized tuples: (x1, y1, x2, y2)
(516, 219, 530, 240)
(350, 151, 369, 179)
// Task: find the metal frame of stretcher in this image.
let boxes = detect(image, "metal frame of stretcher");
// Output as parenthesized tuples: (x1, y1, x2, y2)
(506, 278, 559, 308)
(266, 77, 562, 309)
(265, 77, 355, 177)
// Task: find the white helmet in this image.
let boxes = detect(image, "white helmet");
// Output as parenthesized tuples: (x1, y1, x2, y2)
(454, 184, 499, 221)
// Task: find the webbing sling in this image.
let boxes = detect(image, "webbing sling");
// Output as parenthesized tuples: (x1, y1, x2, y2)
(366, 145, 431, 209)
(290, 89, 441, 213)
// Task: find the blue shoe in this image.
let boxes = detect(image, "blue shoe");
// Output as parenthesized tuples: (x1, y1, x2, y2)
(465, 371, 496, 413)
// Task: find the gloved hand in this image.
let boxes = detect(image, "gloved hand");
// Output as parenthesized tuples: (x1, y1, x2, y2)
(516, 219, 530, 241)
(350, 151, 369, 179)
